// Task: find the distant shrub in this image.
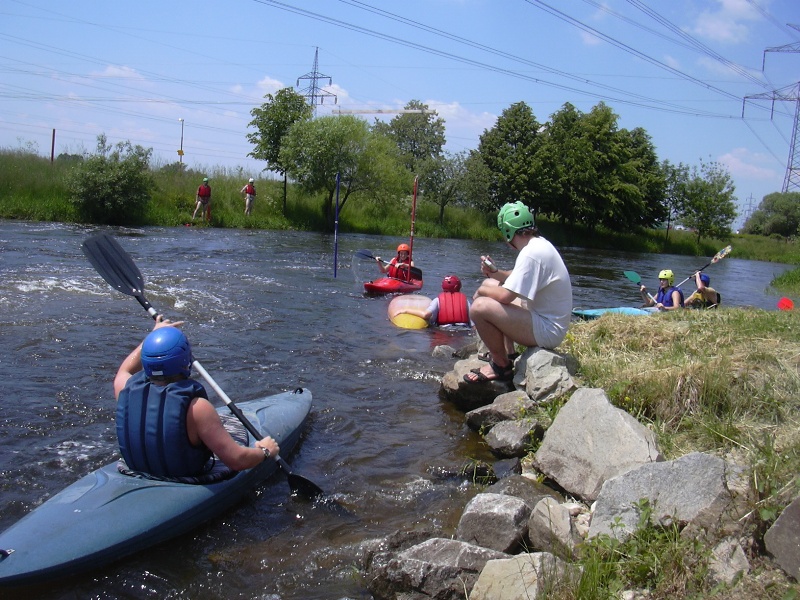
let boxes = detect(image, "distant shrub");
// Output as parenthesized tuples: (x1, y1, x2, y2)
(67, 134, 153, 225)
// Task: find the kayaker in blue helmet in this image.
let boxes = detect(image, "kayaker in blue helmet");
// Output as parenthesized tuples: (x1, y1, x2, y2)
(114, 317, 279, 478)
(465, 201, 572, 384)
(639, 269, 684, 311)
(685, 271, 720, 308)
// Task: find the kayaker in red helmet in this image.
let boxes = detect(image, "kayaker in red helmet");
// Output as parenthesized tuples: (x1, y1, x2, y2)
(375, 243, 416, 281)
(114, 316, 279, 478)
(396, 275, 471, 327)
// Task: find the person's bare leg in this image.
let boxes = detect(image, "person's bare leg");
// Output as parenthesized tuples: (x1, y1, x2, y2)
(465, 297, 537, 382)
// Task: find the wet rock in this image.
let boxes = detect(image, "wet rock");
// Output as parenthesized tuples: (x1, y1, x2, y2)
(484, 419, 544, 458)
(488, 474, 563, 509)
(440, 358, 515, 411)
(456, 492, 531, 553)
(465, 390, 534, 431)
(365, 537, 508, 600)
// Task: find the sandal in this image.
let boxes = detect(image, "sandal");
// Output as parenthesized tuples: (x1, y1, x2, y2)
(463, 361, 514, 384)
(478, 351, 519, 362)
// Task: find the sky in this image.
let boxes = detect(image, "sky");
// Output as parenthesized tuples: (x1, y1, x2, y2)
(1, 0, 798, 229)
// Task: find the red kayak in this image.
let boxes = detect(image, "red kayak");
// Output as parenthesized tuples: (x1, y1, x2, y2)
(364, 276, 423, 295)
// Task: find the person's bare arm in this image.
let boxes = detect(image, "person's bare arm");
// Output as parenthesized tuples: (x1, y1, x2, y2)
(189, 398, 279, 471)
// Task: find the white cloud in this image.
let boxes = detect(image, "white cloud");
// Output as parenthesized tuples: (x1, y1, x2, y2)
(91, 65, 146, 81)
(690, 0, 763, 43)
(719, 147, 778, 180)
(255, 76, 285, 95)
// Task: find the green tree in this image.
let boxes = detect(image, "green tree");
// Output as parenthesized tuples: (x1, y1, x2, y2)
(660, 160, 690, 239)
(372, 100, 446, 173)
(67, 134, 153, 225)
(420, 151, 468, 225)
(280, 115, 409, 230)
(247, 88, 313, 213)
(461, 150, 493, 212)
(681, 159, 737, 242)
(742, 191, 800, 238)
(477, 101, 543, 213)
(615, 126, 666, 230)
(536, 102, 591, 224)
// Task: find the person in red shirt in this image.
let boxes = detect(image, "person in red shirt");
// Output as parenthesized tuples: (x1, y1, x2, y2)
(240, 178, 256, 216)
(193, 177, 212, 222)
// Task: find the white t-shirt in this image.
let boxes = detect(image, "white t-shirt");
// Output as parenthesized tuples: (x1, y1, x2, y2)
(502, 236, 572, 348)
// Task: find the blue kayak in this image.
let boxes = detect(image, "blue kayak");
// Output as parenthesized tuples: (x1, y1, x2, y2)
(0, 388, 312, 587)
(572, 306, 657, 320)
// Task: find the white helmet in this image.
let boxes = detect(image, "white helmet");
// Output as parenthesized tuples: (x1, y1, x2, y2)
(248, 178, 254, 183)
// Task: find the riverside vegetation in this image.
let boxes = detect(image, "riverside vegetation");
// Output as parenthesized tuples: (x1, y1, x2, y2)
(549, 308, 800, 599)
(3, 147, 800, 596)
(2, 149, 800, 284)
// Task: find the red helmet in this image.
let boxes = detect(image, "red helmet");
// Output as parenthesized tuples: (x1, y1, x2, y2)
(442, 275, 461, 292)
(396, 243, 410, 253)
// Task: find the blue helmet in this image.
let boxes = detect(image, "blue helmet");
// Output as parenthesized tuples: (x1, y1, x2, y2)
(699, 273, 710, 286)
(141, 327, 193, 378)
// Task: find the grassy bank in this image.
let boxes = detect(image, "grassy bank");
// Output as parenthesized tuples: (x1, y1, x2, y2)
(3, 149, 800, 279)
(542, 307, 800, 598)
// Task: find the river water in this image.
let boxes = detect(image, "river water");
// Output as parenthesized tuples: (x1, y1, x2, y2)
(0, 220, 793, 599)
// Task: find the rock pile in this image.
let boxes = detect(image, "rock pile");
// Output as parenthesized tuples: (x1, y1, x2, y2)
(362, 346, 798, 599)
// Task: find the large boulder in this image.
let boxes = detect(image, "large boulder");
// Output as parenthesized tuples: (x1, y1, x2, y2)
(589, 452, 750, 541)
(456, 492, 531, 553)
(440, 358, 516, 411)
(469, 552, 578, 600)
(533, 388, 662, 502)
(764, 494, 800, 580)
(366, 537, 508, 600)
(516, 347, 577, 402)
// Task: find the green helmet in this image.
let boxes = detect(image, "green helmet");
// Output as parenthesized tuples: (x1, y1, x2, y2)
(658, 269, 674, 285)
(497, 201, 534, 242)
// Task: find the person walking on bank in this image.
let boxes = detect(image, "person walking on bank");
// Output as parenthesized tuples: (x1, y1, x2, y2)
(240, 178, 256, 216)
(464, 201, 572, 384)
(114, 316, 279, 478)
(193, 177, 212, 222)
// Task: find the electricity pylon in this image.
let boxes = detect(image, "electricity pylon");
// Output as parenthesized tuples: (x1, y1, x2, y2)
(297, 47, 337, 111)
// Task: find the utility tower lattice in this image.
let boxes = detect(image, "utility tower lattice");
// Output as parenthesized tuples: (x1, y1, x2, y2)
(296, 47, 337, 110)
(744, 24, 800, 193)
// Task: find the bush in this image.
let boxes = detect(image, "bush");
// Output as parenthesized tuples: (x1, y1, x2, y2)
(67, 134, 154, 225)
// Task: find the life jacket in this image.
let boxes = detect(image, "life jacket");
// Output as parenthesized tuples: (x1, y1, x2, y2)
(197, 184, 211, 198)
(437, 292, 469, 325)
(116, 371, 212, 477)
(245, 184, 255, 195)
(387, 257, 412, 282)
(655, 286, 684, 308)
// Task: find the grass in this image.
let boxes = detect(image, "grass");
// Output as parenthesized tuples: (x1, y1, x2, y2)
(536, 307, 800, 599)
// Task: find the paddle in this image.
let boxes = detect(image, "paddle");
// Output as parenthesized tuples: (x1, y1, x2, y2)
(354, 248, 423, 280)
(777, 297, 794, 311)
(81, 233, 324, 500)
(623, 270, 656, 304)
(674, 245, 733, 289)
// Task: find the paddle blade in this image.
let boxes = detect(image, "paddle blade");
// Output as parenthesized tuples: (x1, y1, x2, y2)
(287, 473, 325, 500)
(711, 245, 732, 263)
(82, 234, 145, 297)
(82, 233, 156, 316)
(354, 249, 376, 262)
(623, 270, 642, 285)
(777, 297, 794, 311)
